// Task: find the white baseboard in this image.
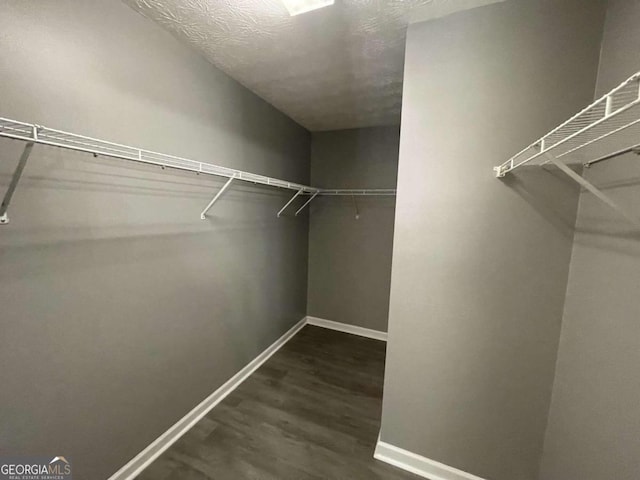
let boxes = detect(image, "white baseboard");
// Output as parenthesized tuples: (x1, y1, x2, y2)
(305, 316, 387, 341)
(109, 315, 387, 479)
(108, 317, 307, 480)
(374, 440, 487, 480)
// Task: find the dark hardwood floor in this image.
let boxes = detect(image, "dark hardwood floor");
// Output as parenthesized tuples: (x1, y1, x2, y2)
(136, 325, 418, 480)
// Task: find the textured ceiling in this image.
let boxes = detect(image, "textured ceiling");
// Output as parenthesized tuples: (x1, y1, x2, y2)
(123, 0, 505, 131)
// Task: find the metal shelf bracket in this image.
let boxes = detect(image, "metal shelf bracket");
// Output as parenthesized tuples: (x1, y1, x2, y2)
(200, 175, 235, 220)
(277, 188, 304, 217)
(543, 152, 640, 227)
(1, 142, 34, 225)
(295, 191, 319, 216)
(352, 195, 360, 220)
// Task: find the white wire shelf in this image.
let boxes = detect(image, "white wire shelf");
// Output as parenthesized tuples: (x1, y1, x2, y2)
(494, 71, 640, 226)
(0, 116, 396, 223)
(0, 117, 322, 192)
(494, 71, 640, 177)
(317, 189, 396, 196)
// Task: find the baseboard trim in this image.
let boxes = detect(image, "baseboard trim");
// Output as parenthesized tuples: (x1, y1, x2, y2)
(109, 315, 387, 479)
(305, 316, 387, 341)
(374, 440, 487, 480)
(108, 317, 307, 480)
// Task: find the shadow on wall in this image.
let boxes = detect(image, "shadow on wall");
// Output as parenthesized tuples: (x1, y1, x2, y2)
(0, 140, 308, 247)
(502, 160, 640, 256)
(500, 164, 581, 239)
(0, 155, 290, 201)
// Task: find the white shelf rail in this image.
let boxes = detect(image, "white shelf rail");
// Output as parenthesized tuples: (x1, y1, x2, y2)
(0, 116, 396, 223)
(316, 189, 396, 196)
(494, 71, 640, 225)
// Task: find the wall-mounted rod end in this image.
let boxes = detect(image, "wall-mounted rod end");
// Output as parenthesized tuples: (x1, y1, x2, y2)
(0, 213, 9, 225)
(493, 166, 507, 178)
(200, 214, 206, 220)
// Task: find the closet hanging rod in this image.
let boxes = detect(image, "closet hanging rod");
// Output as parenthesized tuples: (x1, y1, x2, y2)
(584, 142, 640, 168)
(0, 116, 396, 222)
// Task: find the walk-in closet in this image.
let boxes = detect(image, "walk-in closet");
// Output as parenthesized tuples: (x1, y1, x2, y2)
(1, 1, 638, 479)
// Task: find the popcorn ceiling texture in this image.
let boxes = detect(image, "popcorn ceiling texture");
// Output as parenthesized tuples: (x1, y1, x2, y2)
(123, 0, 505, 131)
(123, 0, 430, 130)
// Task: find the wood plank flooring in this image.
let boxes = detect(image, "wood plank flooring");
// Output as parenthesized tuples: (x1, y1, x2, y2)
(136, 325, 418, 480)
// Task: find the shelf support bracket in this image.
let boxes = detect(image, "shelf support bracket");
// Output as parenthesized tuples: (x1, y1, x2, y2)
(352, 195, 360, 220)
(200, 176, 235, 220)
(295, 191, 319, 216)
(277, 188, 304, 217)
(1, 142, 34, 225)
(543, 152, 640, 227)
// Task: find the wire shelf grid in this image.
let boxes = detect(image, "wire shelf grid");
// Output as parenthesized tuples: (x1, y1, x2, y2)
(495, 71, 640, 176)
(0, 116, 395, 197)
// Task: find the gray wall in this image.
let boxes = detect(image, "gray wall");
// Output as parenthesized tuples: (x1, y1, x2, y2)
(0, 1, 310, 479)
(380, 1, 605, 479)
(540, 0, 640, 478)
(307, 127, 398, 332)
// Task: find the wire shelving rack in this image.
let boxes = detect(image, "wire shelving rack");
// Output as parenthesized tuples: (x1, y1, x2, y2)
(0, 116, 396, 224)
(494, 71, 640, 225)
